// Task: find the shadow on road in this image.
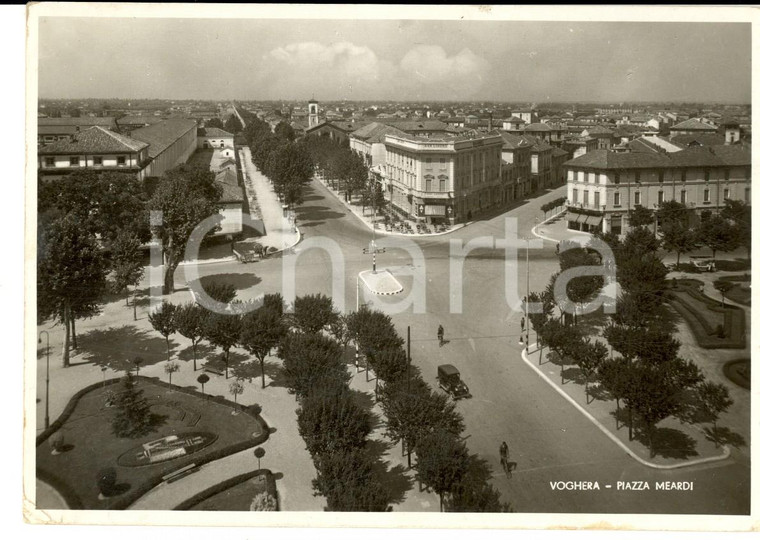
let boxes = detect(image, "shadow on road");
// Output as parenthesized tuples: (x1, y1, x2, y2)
(75, 325, 170, 371)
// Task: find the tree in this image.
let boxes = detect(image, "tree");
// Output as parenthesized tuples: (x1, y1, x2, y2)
(312, 449, 390, 511)
(97, 467, 118, 498)
(148, 301, 177, 362)
(274, 121, 296, 142)
(714, 281, 732, 307)
(197, 373, 210, 397)
(224, 114, 243, 134)
(149, 166, 221, 294)
(656, 200, 690, 227)
(721, 199, 751, 257)
(697, 381, 734, 447)
(111, 371, 155, 438)
(229, 379, 244, 405)
(204, 281, 237, 304)
(378, 376, 465, 468)
(447, 455, 510, 512)
(174, 303, 207, 371)
(109, 230, 145, 307)
(240, 306, 285, 388)
(254, 447, 266, 470)
(37, 215, 108, 367)
(628, 204, 654, 228)
(297, 388, 372, 457)
(291, 293, 338, 334)
(616, 254, 669, 321)
(542, 319, 583, 383)
(575, 338, 608, 403)
(699, 214, 740, 260)
(279, 333, 348, 398)
(621, 226, 660, 257)
(164, 361, 180, 386)
(205, 313, 241, 379)
(597, 356, 630, 427)
(557, 247, 604, 322)
(205, 118, 223, 129)
(415, 429, 470, 512)
(660, 220, 699, 267)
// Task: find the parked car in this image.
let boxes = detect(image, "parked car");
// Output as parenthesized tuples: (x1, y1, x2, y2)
(437, 364, 471, 400)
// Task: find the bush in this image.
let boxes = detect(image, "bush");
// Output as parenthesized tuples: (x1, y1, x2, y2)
(250, 492, 278, 511)
(268, 246, 278, 254)
(49, 432, 65, 454)
(97, 467, 117, 497)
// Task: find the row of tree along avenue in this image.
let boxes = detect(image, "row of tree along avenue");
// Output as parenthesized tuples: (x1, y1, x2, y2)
(243, 116, 314, 209)
(37, 162, 225, 366)
(528, 204, 734, 457)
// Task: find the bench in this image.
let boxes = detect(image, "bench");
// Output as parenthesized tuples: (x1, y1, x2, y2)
(203, 364, 224, 376)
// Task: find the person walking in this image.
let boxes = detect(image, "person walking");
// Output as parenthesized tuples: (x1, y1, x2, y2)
(437, 324, 444, 346)
(520, 316, 525, 333)
(499, 441, 510, 475)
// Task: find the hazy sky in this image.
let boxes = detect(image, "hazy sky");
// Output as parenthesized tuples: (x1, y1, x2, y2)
(38, 17, 751, 103)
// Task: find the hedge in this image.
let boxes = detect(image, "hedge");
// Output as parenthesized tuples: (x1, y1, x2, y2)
(666, 286, 745, 349)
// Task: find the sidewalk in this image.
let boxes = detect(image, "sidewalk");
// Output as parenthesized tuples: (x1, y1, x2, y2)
(238, 146, 300, 253)
(315, 174, 465, 237)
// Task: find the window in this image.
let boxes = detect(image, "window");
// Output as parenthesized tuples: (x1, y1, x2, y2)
(440, 179, 446, 192)
(703, 188, 710, 203)
(681, 170, 687, 182)
(44, 157, 54, 167)
(705, 169, 710, 182)
(568, 170, 574, 182)
(69, 156, 79, 167)
(613, 192, 621, 206)
(589, 172, 596, 184)
(724, 188, 730, 200)
(426, 178, 432, 192)
(117, 156, 125, 165)
(634, 191, 641, 205)
(724, 170, 730, 182)
(658, 191, 664, 204)
(658, 171, 664, 183)
(93, 156, 103, 166)
(572, 188, 578, 203)
(583, 190, 589, 205)
(613, 172, 620, 185)
(680, 190, 687, 204)
(426, 157, 432, 165)
(440, 158, 445, 164)
(593, 191, 600, 209)
(635, 171, 641, 183)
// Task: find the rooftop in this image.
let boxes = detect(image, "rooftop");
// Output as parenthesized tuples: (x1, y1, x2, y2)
(214, 167, 244, 203)
(131, 118, 198, 159)
(199, 127, 233, 138)
(670, 118, 718, 132)
(38, 126, 148, 155)
(39, 117, 116, 127)
(565, 146, 750, 170)
(350, 121, 408, 144)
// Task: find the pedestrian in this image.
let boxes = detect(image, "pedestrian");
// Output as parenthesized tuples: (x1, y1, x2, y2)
(520, 316, 525, 332)
(499, 441, 510, 473)
(437, 324, 444, 346)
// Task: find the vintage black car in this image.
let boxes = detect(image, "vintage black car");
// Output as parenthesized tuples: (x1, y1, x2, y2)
(437, 364, 471, 400)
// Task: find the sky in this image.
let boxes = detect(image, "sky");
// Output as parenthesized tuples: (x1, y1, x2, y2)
(37, 16, 752, 103)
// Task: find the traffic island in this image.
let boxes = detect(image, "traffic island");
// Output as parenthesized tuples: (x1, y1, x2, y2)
(359, 269, 403, 296)
(36, 376, 269, 510)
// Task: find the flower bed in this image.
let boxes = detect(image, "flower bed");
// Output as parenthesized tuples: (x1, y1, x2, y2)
(174, 469, 278, 511)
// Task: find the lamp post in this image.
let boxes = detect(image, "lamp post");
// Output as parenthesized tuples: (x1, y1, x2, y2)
(39, 331, 50, 430)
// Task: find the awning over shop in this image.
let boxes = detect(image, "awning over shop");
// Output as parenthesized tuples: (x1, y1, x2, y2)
(566, 212, 581, 223)
(586, 215, 602, 227)
(425, 205, 446, 216)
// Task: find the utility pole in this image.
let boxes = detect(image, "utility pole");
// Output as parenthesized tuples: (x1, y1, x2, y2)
(39, 331, 50, 429)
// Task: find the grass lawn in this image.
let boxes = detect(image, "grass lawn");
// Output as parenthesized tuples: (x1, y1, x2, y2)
(36, 376, 267, 510)
(182, 471, 276, 511)
(717, 281, 751, 306)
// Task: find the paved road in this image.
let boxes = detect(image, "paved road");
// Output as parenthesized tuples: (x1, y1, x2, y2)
(179, 178, 749, 514)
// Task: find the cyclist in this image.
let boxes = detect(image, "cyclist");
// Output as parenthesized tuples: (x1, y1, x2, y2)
(499, 441, 510, 473)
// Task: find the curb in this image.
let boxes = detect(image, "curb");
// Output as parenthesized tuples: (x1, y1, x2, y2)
(358, 269, 404, 296)
(520, 344, 731, 470)
(530, 209, 567, 244)
(315, 178, 464, 238)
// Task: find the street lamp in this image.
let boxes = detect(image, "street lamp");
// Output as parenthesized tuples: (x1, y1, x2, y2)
(101, 366, 108, 387)
(133, 356, 143, 377)
(38, 331, 50, 430)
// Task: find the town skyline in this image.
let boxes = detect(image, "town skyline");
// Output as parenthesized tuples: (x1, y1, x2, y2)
(38, 18, 751, 103)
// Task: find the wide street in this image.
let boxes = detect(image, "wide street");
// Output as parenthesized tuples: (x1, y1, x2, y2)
(174, 167, 749, 515)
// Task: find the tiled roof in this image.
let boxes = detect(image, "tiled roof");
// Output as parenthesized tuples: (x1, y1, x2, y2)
(498, 131, 534, 149)
(671, 118, 718, 132)
(39, 117, 116, 127)
(379, 119, 451, 132)
(585, 126, 615, 136)
(566, 146, 750, 170)
(503, 116, 526, 123)
(131, 118, 198, 159)
(214, 167, 244, 203)
(116, 116, 164, 127)
(550, 147, 569, 157)
(669, 134, 726, 147)
(627, 138, 662, 154)
(524, 123, 553, 132)
(38, 126, 148, 155)
(350, 122, 407, 144)
(199, 127, 233, 138)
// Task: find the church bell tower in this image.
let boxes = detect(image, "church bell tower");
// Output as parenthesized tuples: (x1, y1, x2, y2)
(308, 99, 319, 128)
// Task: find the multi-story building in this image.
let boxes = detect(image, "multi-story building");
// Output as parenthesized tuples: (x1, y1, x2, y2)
(349, 122, 407, 168)
(37, 126, 150, 181)
(197, 127, 234, 149)
(498, 132, 532, 199)
(383, 131, 503, 224)
(669, 118, 719, 136)
(563, 146, 751, 235)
